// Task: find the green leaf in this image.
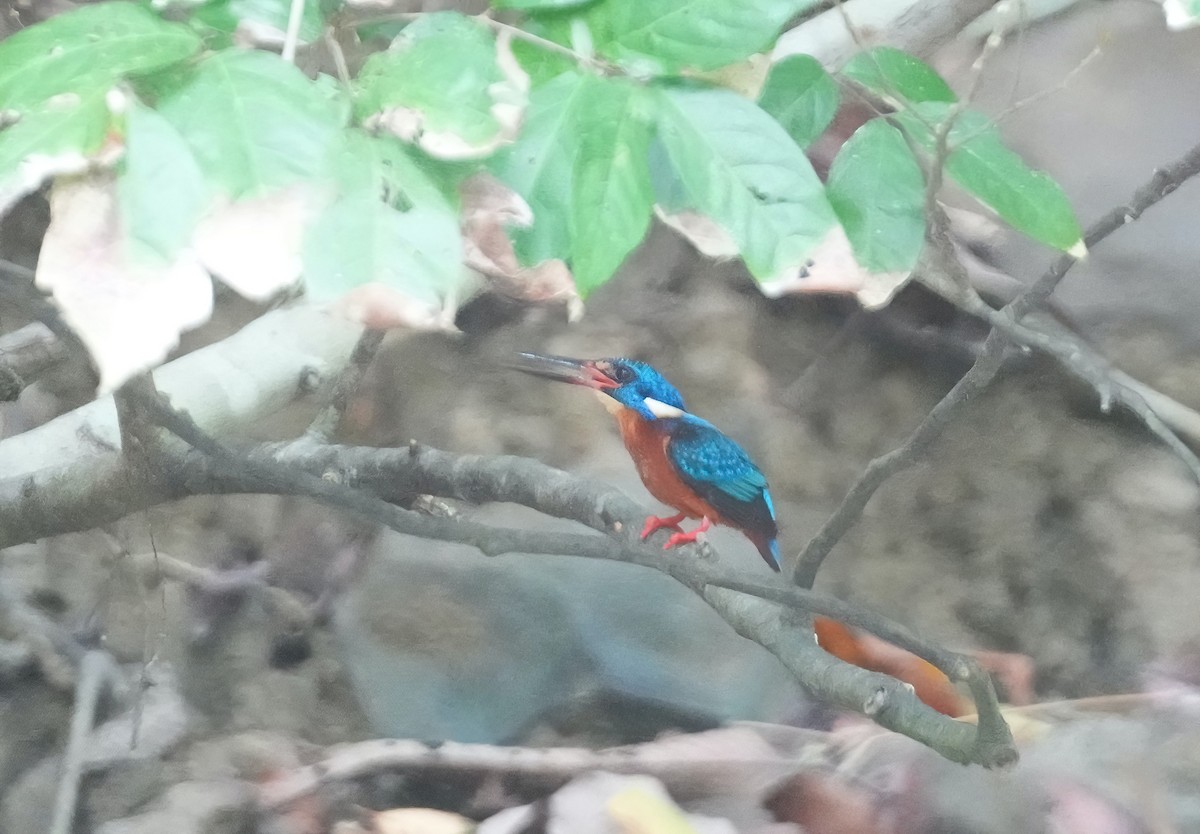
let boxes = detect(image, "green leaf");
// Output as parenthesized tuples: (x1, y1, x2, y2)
(154, 50, 344, 198)
(493, 0, 597, 9)
(509, 38, 576, 88)
(841, 47, 956, 105)
(589, 0, 821, 74)
(354, 12, 527, 159)
(568, 77, 655, 295)
(0, 2, 201, 111)
(758, 55, 839, 148)
(331, 129, 453, 213)
(655, 85, 837, 279)
(489, 71, 585, 265)
(0, 92, 113, 214)
(825, 119, 925, 272)
(900, 105, 1083, 253)
(303, 194, 464, 302)
(117, 100, 209, 259)
(192, 0, 327, 44)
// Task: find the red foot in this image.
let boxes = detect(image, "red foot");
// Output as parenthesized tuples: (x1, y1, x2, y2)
(641, 512, 686, 540)
(663, 516, 712, 550)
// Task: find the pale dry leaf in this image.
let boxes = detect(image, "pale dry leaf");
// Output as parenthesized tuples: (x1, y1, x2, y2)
(35, 174, 213, 392)
(332, 282, 458, 332)
(372, 807, 474, 834)
(478, 773, 737, 834)
(195, 186, 325, 301)
(758, 225, 912, 310)
(460, 172, 581, 318)
(654, 208, 739, 260)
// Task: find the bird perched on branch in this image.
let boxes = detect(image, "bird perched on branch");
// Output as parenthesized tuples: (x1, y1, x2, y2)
(513, 353, 780, 571)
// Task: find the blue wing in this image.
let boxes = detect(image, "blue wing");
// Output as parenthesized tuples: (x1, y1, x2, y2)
(666, 415, 778, 543)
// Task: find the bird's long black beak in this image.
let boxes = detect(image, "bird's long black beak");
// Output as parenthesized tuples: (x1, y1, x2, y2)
(510, 352, 618, 390)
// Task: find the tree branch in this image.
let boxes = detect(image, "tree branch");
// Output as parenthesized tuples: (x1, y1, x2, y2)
(7, 382, 1015, 767)
(773, 0, 999, 67)
(793, 137, 1200, 588)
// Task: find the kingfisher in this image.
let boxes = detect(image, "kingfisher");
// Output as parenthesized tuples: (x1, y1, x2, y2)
(513, 353, 781, 572)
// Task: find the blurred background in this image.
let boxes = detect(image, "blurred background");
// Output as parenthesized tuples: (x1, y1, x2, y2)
(5, 0, 1200, 831)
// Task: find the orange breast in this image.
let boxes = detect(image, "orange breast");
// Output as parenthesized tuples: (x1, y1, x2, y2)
(615, 409, 723, 522)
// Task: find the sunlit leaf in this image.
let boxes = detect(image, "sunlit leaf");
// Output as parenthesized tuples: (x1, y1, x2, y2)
(489, 71, 586, 265)
(1163, 0, 1200, 29)
(899, 105, 1084, 254)
(608, 787, 701, 834)
(154, 50, 344, 198)
(825, 119, 925, 273)
(117, 100, 209, 259)
(568, 76, 655, 295)
(354, 12, 529, 159)
(841, 47, 956, 105)
(655, 85, 837, 280)
(36, 174, 213, 392)
(588, 0, 821, 74)
(0, 2, 200, 110)
(758, 55, 839, 148)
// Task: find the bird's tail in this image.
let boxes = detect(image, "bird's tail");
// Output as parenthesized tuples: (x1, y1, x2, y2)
(751, 535, 781, 572)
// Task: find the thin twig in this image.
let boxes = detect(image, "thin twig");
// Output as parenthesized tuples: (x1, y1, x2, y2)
(792, 335, 1008, 588)
(793, 137, 1200, 589)
(304, 329, 384, 442)
(281, 0, 305, 63)
(121, 389, 1012, 766)
(49, 650, 120, 834)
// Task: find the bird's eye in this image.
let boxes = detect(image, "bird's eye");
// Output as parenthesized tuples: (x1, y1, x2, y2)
(612, 364, 635, 384)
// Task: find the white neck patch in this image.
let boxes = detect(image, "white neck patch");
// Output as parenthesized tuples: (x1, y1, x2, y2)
(643, 397, 685, 419)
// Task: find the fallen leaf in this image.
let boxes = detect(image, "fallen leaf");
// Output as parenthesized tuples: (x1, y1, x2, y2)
(609, 787, 701, 834)
(460, 172, 582, 319)
(478, 773, 738, 834)
(767, 773, 886, 834)
(195, 186, 325, 301)
(373, 808, 474, 834)
(35, 173, 213, 392)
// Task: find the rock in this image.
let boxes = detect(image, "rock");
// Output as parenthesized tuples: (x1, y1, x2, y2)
(333, 508, 802, 745)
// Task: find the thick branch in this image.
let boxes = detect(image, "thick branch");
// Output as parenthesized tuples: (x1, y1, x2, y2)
(6, 377, 1016, 768)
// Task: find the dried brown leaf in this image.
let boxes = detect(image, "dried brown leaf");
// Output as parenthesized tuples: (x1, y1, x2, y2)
(460, 172, 581, 319)
(35, 174, 213, 392)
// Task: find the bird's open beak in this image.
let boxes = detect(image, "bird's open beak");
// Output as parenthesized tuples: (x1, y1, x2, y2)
(511, 352, 619, 390)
